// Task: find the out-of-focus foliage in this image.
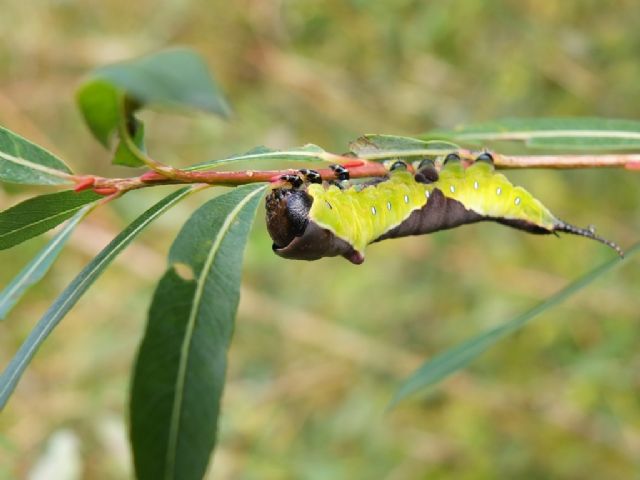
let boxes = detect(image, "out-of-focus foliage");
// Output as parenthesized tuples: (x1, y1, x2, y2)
(0, 1, 639, 479)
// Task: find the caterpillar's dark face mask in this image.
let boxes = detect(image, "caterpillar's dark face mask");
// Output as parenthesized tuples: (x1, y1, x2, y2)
(265, 188, 363, 264)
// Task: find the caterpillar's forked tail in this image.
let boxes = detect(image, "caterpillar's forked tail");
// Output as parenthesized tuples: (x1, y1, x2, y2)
(555, 221, 625, 257)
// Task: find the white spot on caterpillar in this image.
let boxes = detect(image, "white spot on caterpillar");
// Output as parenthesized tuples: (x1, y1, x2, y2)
(474, 181, 479, 190)
(425, 190, 430, 199)
(515, 197, 521, 206)
(387, 201, 392, 210)
(404, 194, 409, 204)
(450, 185, 456, 193)
(371, 206, 377, 215)
(496, 187, 502, 195)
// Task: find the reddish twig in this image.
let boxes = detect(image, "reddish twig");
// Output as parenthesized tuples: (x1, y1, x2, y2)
(140, 161, 386, 186)
(81, 159, 388, 196)
(73, 149, 639, 197)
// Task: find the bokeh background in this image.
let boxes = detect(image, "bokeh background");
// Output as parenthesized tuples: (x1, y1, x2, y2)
(1, 1, 640, 478)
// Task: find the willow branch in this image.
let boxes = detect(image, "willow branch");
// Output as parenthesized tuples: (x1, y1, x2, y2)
(72, 148, 639, 197)
(77, 160, 387, 194)
(491, 152, 640, 170)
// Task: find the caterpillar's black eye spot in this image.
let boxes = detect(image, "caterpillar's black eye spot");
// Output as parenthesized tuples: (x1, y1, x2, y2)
(325, 200, 333, 209)
(390, 160, 408, 171)
(476, 152, 494, 164)
(443, 153, 461, 165)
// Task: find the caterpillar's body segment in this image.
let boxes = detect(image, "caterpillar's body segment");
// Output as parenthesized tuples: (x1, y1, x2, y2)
(265, 156, 623, 264)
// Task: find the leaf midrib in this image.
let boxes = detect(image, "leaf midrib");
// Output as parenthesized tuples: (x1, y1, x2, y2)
(0, 150, 72, 182)
(164, 186, 265, 480)
(0, 204, 88, 242)
(187, 149, 328, 171)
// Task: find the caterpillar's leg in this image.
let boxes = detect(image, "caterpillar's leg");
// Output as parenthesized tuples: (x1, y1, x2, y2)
(462, 152, 495, 179)
(329, 164, 350, 181)
(277, 173, 305, 189)
(474, 152, 494, 166)
(443, 152, 461, 165)
(415, 158, 439, 184)
(298, 168, 322, 184)
(440, 152, 465, 178)
(388, 160, 409, 171)
(277, 169, 323, 189)
(328, 164, 351, 188)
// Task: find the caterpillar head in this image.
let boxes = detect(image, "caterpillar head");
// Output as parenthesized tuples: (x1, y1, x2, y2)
(265, 187, 364, 264)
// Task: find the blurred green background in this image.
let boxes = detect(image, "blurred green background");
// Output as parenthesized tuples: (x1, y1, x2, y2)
(1, 1, 639, 479)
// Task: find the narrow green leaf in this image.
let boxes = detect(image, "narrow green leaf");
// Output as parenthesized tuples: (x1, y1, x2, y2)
(130, 184, 266, 480)
(0, 126, 74, 185)
(390, 242, 640, 408)
(0, 206, 91, 320)
(428, 117, 640, 151)
(349, 134, 460, 160)
(187, 144, 330, 171)
(0, 188, 192, 410)
(0, 190, 100, 250)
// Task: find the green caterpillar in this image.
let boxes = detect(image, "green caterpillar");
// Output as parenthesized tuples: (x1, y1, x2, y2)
(265, 153, 623, 264)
